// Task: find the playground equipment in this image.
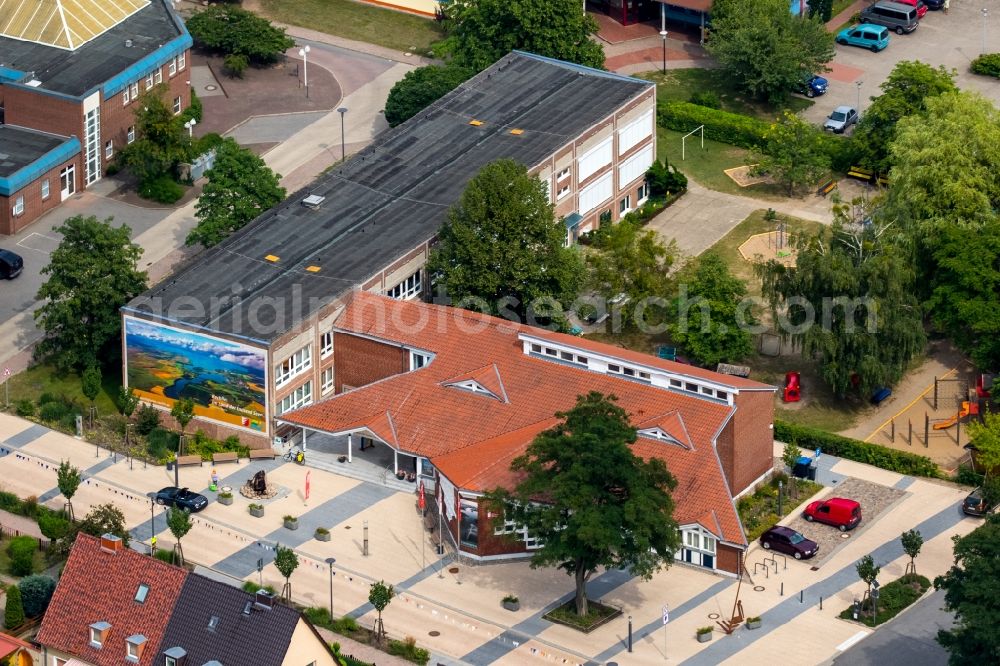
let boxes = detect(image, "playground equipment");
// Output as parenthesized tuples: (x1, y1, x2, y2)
(783, 371, 801, 403)
(933, 401, 978, 430)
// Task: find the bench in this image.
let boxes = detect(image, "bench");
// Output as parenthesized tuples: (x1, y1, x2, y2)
(877, 175, 890, 188)
(817, 179, 838, 197)
(212, 451, 240, 464)
(847, 166, 874, 182)
(176, 455, 203, 467)
(248, 449, 278, 460)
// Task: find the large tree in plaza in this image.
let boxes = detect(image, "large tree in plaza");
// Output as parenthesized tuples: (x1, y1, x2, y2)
(487, 392, 681, 617)
(34, 215, 147, 371)
(427, 159, 583, 321)
(707, 0, 834, 104)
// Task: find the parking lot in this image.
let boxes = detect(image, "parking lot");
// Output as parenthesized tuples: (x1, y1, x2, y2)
(802, 2, 1000, 126)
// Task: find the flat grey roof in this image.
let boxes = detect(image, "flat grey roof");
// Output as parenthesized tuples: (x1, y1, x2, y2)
(0, 125, 67, 177)
(129, 52, 652, 344)
(0, 0, 183, 97)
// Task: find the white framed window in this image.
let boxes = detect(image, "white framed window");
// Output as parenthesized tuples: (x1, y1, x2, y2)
(578, 172, 613, 215)
(173, 97, 182, 115)
(277, 381, 312, 415)
(165, 658, 177, 666)
(619, 195, 631, 215)
(169, 57, 177, 76)
(556, 184, 571, 200)
(126, 642, 140, 660)
(618, 110, 654, 156)
(321, 367, 334, 395)
(618, 144, 654, 189)
(410, 350, 431, 370)
(123, 87, 130, 104)
(105, 140, 113, 159)
(274, 345, 312, 387)
(556, 167, 571, 182)
(577, 136, 612, 182)
(145, 73, 153, 90)
(131, 82, 139, 99)
(41, 179, 50, 200)
(154, 69, 162, 84)
(13, 196, 24, 216)
(678, 526, 717, 569)
(179, 52, 186, 70)
(492, 514, 544, 549)
(127, 126, 136, 144)
(90, 627, 103, 647)
(320, 331, 333, 358)
(637, 182, 649, 203)
(386, 269, 421, 300)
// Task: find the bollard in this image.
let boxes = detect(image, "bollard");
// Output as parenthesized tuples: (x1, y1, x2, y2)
(908, 420, 912, 446)
(363, 519, 369, 557)
(780, 582, 784, 596)
(890, 419, 895, 442)
(820, 596, 823, 610)
(799, 590, 803, 604)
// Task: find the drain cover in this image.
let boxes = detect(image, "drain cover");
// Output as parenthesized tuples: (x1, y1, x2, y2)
(429, 631, 440, 637)
(448, 567, 459, 574)
(708, 612, 720, 619)
(205, 84, 217, 91)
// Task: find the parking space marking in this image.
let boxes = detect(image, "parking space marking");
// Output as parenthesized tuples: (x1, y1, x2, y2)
(16, 232, 60, 255)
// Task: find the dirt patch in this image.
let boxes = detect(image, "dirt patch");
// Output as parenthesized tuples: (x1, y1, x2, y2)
(725, 165, 774, 188)
(739, 231, 797, 266)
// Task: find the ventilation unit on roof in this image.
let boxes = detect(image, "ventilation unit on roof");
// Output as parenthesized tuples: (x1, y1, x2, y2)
(302, 194, 326, 209)
(254, 589, 276, 610)
(125, 39, 133, 47)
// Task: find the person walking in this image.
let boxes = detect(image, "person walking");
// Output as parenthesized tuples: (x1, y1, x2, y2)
(944, 0, 949, 14)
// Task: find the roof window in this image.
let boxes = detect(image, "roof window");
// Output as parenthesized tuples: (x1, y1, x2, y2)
(134, 583, 149, 604)
(207, 616, 220, 632)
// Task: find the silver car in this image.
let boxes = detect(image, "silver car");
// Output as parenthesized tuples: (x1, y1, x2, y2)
(824, 106, 859, 133)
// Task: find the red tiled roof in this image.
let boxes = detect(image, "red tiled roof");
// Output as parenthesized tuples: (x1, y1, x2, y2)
(282, 292, 763, 545)
(0, 633, 32, 658)
(36, 534, 188, 666)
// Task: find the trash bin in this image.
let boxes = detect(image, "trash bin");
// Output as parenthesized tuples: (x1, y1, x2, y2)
(807, 463, 817, 481)
(793, 456, 811, 479)
(166, 461, 175, 472)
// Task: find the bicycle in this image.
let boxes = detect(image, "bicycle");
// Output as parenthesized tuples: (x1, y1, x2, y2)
(284, 448, 305, 465)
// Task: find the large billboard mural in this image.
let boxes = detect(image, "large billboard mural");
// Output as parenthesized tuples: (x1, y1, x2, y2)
(124, 317, 268, 433)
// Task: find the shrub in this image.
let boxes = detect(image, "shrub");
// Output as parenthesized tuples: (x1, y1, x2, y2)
(136, 403, 161, 435)
(154, 548, 174, 564)
(14, 399, 35, 417)
(332, 615, 360, 634)
(646, 159, 687, 197)
(304, 606, 333, 629)
(502, 594, 519, 603)
(696, 626, 713, 635)
(384, 63, 474, 127)
(38, 399, 71, 423)
(20, 495, 38, 518)
(37, 511, 71, 541)
(223, 53, 249, 79)
(38, 392, 59, 405)
(689, 90, 722, 109)
(283, 515, 298, 522)
(179, 88, 203, 125)
(970, 53, 1000, 78)
(775, 420, 940, 478)
(6, 536, 37, 577)
(248, 503, 263, 512)
(218, 491, 233, 499)
(146, 427, 179, 460)
(315, 527, 329, 535)
(18, 575, 56, 617)
(186, 5, 294, 64)
(139, 175, 184, 204)
(0, 491, 21, 514)
(242, 581, 278, 595)
(388, 636, 430, 665)
(192, 132, 224, 158)
(953, 464, 984, 487)
(185, 429, 249, 460)
(4, 585, 25, 629)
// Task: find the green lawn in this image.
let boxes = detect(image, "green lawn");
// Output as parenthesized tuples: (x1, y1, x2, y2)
(259, 0, 444, 55)
(5, 363, 121, 416)
(638, 69, 813, 121)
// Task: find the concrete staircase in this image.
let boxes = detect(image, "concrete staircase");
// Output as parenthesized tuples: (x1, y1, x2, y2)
(305, 449, 415, 494)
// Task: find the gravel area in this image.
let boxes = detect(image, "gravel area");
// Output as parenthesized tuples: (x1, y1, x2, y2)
(781, 477, 907, 567)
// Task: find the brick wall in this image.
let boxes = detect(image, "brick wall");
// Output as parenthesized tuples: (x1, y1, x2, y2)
(715, 415, 737, 496)
(730, 390, 776, 496)
(0, 154, 81, 235)
(332, 332, 406, 393)
(716, 543, 743, 575)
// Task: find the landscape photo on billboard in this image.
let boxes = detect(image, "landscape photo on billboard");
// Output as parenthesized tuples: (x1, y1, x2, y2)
(124, 317, 267, 433)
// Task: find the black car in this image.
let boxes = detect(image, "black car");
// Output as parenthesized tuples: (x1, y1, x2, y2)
(0, 249, 23, 280)
(759, 525, 819, 560)
(922, 0, 945, 9)
(962, 487, 997, 517)
(155, 486, 209, 512)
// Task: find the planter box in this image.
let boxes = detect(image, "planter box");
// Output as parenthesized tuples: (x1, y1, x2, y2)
(697, 632, 713, 643)
(502, 600, 520, 612)
(315, 531, 331, 542)
(249, 507, 265, 518)
(746, 620, 761, 630)
(218, 495, 233, 506)
(284, 519, 299, 531)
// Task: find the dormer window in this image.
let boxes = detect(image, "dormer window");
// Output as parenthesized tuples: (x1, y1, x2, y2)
(126, 634, 147, 662)
(410, 350, 431, 370)
(446, 380, 500, 400)
(89, 621, 111, 648)
(207, 616, 220, 632)
(638, 427, 689, 449)
(135, 583, 150, 603)
(163, 646, 187, 666)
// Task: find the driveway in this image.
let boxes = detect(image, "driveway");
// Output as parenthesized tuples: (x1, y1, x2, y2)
(803, 4, 1000, 126)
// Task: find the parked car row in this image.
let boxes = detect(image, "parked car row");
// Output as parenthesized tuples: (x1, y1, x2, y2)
(837, 0, 948, 53)
(759, 497, 863, 560)
(0, 248, 23, 280)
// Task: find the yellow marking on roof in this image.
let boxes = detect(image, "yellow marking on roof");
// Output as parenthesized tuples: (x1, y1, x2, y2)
(469, 119, 484, 126)
(509, 128, 524, 135)
(0, 0, 150, 51)
(305, 265, 321, 273)
(265, 254, 280, 262)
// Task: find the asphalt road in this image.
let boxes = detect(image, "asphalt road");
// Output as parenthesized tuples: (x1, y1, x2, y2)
(833, 589, 953, 666)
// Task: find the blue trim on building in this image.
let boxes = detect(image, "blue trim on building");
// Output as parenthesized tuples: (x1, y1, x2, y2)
(512, 50, 655, 86)
(0, 136, 81, 197)
(0, 66, 28, 83)
(102, 33, 193, 98)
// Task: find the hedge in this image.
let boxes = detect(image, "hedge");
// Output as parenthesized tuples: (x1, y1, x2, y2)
(775, 420, 940, 478)
(970, 53, 1000, 78)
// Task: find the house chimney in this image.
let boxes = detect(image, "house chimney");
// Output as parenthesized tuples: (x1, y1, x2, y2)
(254, 589, 275, 610)
(100, 534, 123, 553)
(125, 39, 133, 48)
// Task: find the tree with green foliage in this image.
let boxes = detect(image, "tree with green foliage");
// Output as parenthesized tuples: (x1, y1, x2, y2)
(384, 64, 474, 127)
(856, 554, 881, 617)
(427, 159, 583, 322)
(34, 215, 146, 372)
(853, 61, 957, 175)
(18, 575, 56, 618)
(166, 507, 192, 566)
(808, 0, 833, 22)
(669, 252, 756, 367)
(446, 0, 605, 71)
(707, 0, 834, 104)
(78, 504, 129, 546)
(274, 545, 299, 602)
(586, 219, 677, 332)
(118, 386, 140, 420)
(81, 364, 101, 427)
(6, 537, 36, 577)
(4, 585, 24, 630)
(171, 398, 195, 461)
(368, 580, 394, 645)
(757, 200, 925, 397)
(967, 412, 1000, 476)
(37, 511, 71, 542)
(645, 159, 688, 197)
(188, 138, 285, 247)
(116, 86, 191, 185)
(935, 514, 1000, 664)
(185, 5, 294, 64)
(487, 392, 680, 616)
(57, 460, 81, 522)
(753, 110, 830, 196)
(901, 529, 923, 576)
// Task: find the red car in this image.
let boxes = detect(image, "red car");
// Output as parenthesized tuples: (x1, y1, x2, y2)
(896, 0, 928, 18)
(803, 497, 862, 532)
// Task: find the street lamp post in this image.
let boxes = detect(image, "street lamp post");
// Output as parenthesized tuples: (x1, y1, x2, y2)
(856, 80, 863, 115)
(184, 118, 197, 138)
(659, 30, 668, 74)
(983, 8, 990, 55)
(325, 557, 336, 621)
(146, 491, 157, 555)
(337, 107, 348, 162)
(299, 45, 311, 98)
